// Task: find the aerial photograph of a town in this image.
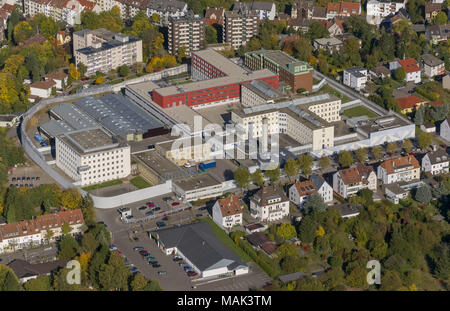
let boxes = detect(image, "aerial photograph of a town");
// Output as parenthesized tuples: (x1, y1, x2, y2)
(0, 0, 448, 304)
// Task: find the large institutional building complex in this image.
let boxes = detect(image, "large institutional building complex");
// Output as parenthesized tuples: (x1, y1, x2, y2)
(73, 28, 142, 76)
(55, 127, 131, 187)
(245, 50, 314, 93)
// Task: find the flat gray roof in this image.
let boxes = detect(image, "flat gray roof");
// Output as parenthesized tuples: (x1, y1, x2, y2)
(40, 120, 74, 138)
(243, 80, 286, 101)
(74, 94, 164, 139)
(192, 49, 247, 76)
(58, 127, 122, 154)
(50, 102, 98, 130)
(135, 150, 184, 179)
(174, 173, 221, 191)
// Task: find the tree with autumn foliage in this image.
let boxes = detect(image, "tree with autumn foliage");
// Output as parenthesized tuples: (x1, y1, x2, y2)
(60, 188, 83, 210)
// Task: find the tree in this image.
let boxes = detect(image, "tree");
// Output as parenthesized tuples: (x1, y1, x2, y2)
(276, 223, 297, 240)
(265, 166, 281, 183)
(394, 67, 406, 81)
(284, 158, 299, 181)
(61, 188, 82, 209)
(354, 148, 368, 163)
(118, 65, 130, 77)
(430, 243, 450, 279)
(81, 232, 99, 254)
(58, 235, 79, 260)
(386, 142, 397, 154)
(61, 222, 72, 235)
(417, 131, 432, 150)
(298, 216, 316, 243)
(177, 46, 187, 63)
(150, 13, 160, 24)
(45, 229, 54, 243)
(415, 185, 432, 203)
(371, 146, 383, 161)
(338, 150, 354, 168)
(77, 63, 87, 78)
(402, 139, 413, 153)
(293, 37, 313, 62)
(24, 275, 52, 291)
(98, 252, 130, 291)
(304, 193, 327, 214)
(307, 21, 329, 40)
(318, 156, 331, 170)
(251, 169, 265, 187)
(432, 11, 448, 25)
(13, 21, 33, 44)
(205, 25, 218, 44)
(380, 270, 403, 291)
(298, 154, 314, 177)
(130, 273, 148, 291)
(234, 166, 250, 189)
(0, 265, 21, 291)
(69, 63, 80, 80)
(414, 104, 425, 125)
(95, 76, 105, 84)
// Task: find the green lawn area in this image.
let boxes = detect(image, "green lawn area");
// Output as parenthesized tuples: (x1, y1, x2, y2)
(343, 106, 378, 118)
(319, 84, 352, 103)
(199, 217, 253, 263)
(82, 179, 123, 191)
(129, 176, 152, 189)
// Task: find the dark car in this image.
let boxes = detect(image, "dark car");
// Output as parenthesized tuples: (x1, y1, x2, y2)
(145, 211, 153, 216)
(139, 206, 147, 210)
(133, 237, 139, 241)
(162, 216, 169, 221)
(156, 221, 166, 228)
(152, 206, 161, 211)
(195, 214, 203, 217)
(152, 263, 161, 268)
(173, 257, 183, 262)
(171, 202, 180, 207)
(187, 271, 198, 277)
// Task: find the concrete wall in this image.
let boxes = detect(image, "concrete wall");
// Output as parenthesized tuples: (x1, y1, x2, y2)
(90, 180, 172, 209)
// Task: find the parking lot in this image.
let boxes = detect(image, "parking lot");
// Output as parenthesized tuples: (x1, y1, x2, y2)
(7, 164, 55, 188)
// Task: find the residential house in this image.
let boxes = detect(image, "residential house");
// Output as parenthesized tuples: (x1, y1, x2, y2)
(389, 58, 421, 84)
(326, 18, 345, 37)
(425, 3, 442, 22)
(56, 29, 71, 45)
(425, 25, 450, 43)
(0, 209, 85, 254)
(313, 37, 343, 54)
(381, 8, 410, 33)
(212, 195, 244, 229)
(384, 183, 409, 204)
(291, 0, 314, 19)
(289, 180, 317, 208)
(115, 0, 151, 20)
(343, 67, 368, 91)
(311, 6, 327, 21)
(204, 7, 225, 26)
(245, 232, 277, 256)
(8, 259, 68, 283)
(420, 123, 436, 133)
(310, 174, 333, 203)
(421, 149, 449, 175)
(326, 1, 361, 19)
(366, 0, 407, 25)
(30, 80, 56, 99)
(440, 118, 450, 141)
(336, 203, 361, 218)
(233, 1, 277, 20)
(249, 186, 290, 222)
(44, 70, 68, 90)
(421, 54, 445, 78)
(444, 74, 450, 90)
(146, 0, 188, 26)
(369, 65, 391, 80)
(333, 163, 377, 199)
(395, 95, 427, 114)
(377, 155, 420, 185)
(287, 16, 311, 33)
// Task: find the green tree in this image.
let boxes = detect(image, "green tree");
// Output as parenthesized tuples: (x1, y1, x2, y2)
(265, 166, 281, 183)
(304, 193, 327, 214)
(118, 65, 130, 77)
(205, 25, 218, 44)
(293, 36, 313, 62)
(177, 46, 187, 63)
(414, 105, 425, 125)
(307, 21, 329, 40)
(251, 169, 265, 187)
(430, 243, 450, 279)
(276, 223, 297, 240)
(417, 131, 432, 150)
(296, 277, 324, 291)
(432, 11, 448, 25)
(414, 185, 432, 203)
(0, 265, 21, 291)
(338, 150, 354, 168)
(354, 148, 368, 163)
(380, 270, 403, 290)
(394, 67, 406, 81)
(402, 139, 413, 153)
(298, 216, 316, 244)
(98, 252, 130, 291)
(386, 142, 397, 154)
(58, 235, 79, 260)
(371, 146, 383, 161)
(284, 158, 299, 181)
(234, 166, 250, 189)
(130, 273, 148, 291)
(298, 154, 314, 177)
(318, 156, 331, 170)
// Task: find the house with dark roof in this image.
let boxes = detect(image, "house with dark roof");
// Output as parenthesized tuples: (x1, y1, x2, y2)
(204, 7, 225, 25)
(245, 231, 277, 255)
(421, 149, 449, 175)
(369, 64, 391, 80)
(250, 186, 290, 222)
(425, 3, 442, 22)
(425, 24, 450, 43)
(384, 183, 409, 204)
(151, 222, 249, 278)
(335, 203, 361, 218)
(422, 54, 445, 78)
(212, 195, 244, 229)
(8, 259, 68, 283)
(233, 1, 276, 20)
(311, 6, 327, 20)
(333, 163, 377, 198)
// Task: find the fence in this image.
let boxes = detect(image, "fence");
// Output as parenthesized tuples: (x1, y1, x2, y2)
(122, 201, 192, 224)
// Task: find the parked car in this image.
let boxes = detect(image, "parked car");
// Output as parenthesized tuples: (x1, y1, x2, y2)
(179, 262, 186, 266)
(146, 202, 154, 207)
(139, 206, 147, 210)
(158, 271, 167, 275)
(183, 265, 193, 271)
(173, 257, 183, 262)
(152, 263, 161, 268)
(139, 250, 148, 254)
(187, 271, 198, 277)
(134, 246, 144, 251)
(162, 216, 169, 221)
(171, 202, 180, 207)
(133, 237, 139, 241)
(156, 221, 166, 228)
(147, 256, 156, 261)
(109, 245, 117, 251)
(129, 267, 138, 272)
(145, 211, 153, 216)
(195, 214, 203, 217)
(148, 260, 158, 265)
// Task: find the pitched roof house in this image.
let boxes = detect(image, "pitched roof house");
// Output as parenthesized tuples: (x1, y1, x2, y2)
(421, 149, 449, 175)
(377, 155, 420, 184)
(212, 195, 244, 229)
(250, 186, 290, 222)
(396, 95, 427, 114)
(326, 1, 361, 19)
(333, 163, 377, 198)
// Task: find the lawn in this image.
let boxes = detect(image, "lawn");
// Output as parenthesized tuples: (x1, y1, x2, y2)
(199, 217, 253, 263)
(82, 179, 123, 191)
(129, 176, 152, 189)
(343, 106, 378, 118)
(319, 84, 352, 103)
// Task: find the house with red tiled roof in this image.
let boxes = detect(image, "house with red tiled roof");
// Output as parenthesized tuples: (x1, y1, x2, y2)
(205, 7, 225, 26)
(326, 1, 361, 19)
(395, 95, 427, 114)
(377, 155, 420, 184)
(389, 58, 421, 83)
(0, 209, 85, 254)
(212, 195, 243, 229)
(326, 18, 345, 37)
(45, 70, 68, 90)
(30, 79, 56, 99)
(289, 180, 317, 208)
(333, 163, 377, 198)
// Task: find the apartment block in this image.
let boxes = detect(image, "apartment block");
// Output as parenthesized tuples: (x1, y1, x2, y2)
(168, 13, 205, 55)
(241, 80, 286, 107)
(223, 9, 258, 49)
(55, 127, 131, 186)
(377, 155, 420, 185)
(245, 49, 313, 93)
(326, 1, 361, 19)
(73, 28, 142, 76)
(232, 1, 277, 20)
(366, 0, 407, 25)
(146, 0, 188, 26)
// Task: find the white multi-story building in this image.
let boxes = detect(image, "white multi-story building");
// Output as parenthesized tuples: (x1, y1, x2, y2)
(377, 155, 420, 185)
(343, 67, 368, 91)
(422, 54, 446, 78)
(333, 163, 377, 198)
(73, 28, 143, 76)
(241, 80, 286, 108)
(389, 58, 421, 84)
(212, 195, 244, 229)
(0, 209, 85, 254)
(289, 180, 317, 208)
(55, 127, 131, 187)
(172, 174, 223, 203)
(366, 0, 406, 25)
(250, 186, 290, 222)
(421, 150, 449, 175)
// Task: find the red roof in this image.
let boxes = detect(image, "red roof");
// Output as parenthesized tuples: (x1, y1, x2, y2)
(396, 96, 426, 110)
(430, 100, 443, 107)
(327, 1, 360, 15)
(398, 58, 420, 73)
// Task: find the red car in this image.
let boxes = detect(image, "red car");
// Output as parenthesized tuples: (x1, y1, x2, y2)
(147, 202, 155, 208)
(81, 78, 87, 82)
(171, 202, 180, 207)
(187, 271, 198, 277)
(117, 250, 122, 255)
(139, 250, 148, 255)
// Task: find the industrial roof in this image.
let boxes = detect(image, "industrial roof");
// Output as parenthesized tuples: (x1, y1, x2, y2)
(58, 127, 121, 154)
(74, 94, 164, 139)
(192, 49, 247, 76)
(50, 102, 98, 130)
(173, 173, 221, 191)
(242, 80, 285, 101)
